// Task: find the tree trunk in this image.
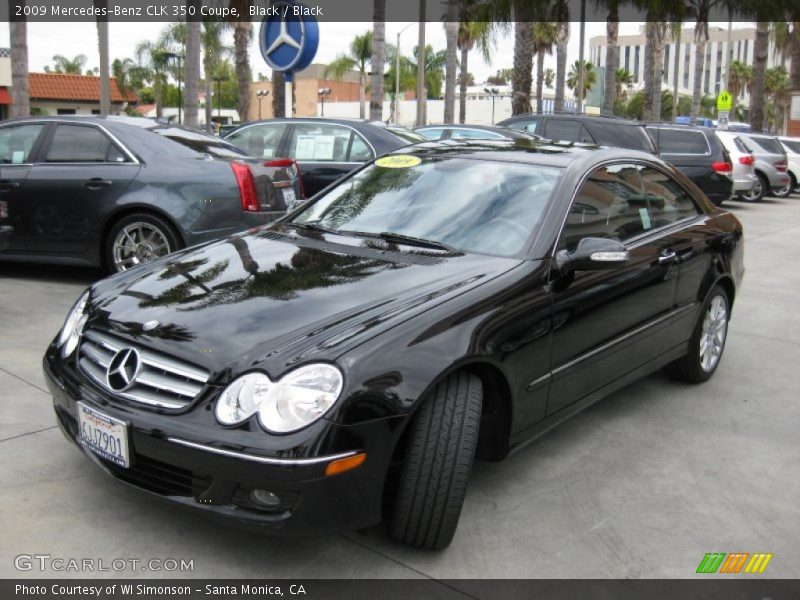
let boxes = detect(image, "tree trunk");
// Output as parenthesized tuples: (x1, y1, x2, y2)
(234, 21, 252, 123)
(359, 71, 366, 119)
(444, 10, 458, 124)
(512, 20, 534, 115)
(155, 76, 163, 119)
(602, 11, 619, 116)
(536, 50, 544, 113)
(555, 21, 570, 112)
(94, 0, 110, 116)
(791, 21, 800, 90)
(10, 15, 30, 117)
(205, 79, 213, 132)
(272, 70, 285, 119)
(652, 23, 667, 120)
(690, 28, 707, 124)
(750, 21, 769, 133)
(183, 10, 201, 128)
(642, 21, 656, 121)
(370, 0, 386, 121)
(459, 46, 469, 124)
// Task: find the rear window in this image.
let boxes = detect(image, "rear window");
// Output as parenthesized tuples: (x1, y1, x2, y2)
(650, 128, 710, 154)
(152, 127, 249, 159)
(589, 121, 655, 152)
(543, 119, 589, 143)
(385, 126, 426, 144)
(732, 136, 750, 153)
(748, 136, 784, 154)
(783, 140, 800, 154)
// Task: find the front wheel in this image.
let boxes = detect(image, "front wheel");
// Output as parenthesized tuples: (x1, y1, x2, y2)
(664, 285, 730, 383)
(389, 372, 482, 550)
(105, 213, 182, 273)
(739, 174, 765, 203)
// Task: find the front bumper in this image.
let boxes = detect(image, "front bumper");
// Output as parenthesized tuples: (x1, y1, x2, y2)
(44, 349, 405, 538)
(732, 173, 757, 193)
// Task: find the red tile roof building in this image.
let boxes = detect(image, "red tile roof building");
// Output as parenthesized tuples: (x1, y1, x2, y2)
(29, 73, 138, 103)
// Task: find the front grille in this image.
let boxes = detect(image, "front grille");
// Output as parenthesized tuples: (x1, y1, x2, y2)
(107, 455, 211, 497)
(78, 329, 209, 410)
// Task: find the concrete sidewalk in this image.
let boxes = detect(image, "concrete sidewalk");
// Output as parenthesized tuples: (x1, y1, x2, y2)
(2, 194, 799, 579)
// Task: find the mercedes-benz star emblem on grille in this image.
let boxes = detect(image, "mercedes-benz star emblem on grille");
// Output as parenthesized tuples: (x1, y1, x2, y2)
(106, 348, 141, 392)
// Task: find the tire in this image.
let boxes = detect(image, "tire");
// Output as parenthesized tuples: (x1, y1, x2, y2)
(664, 285, 730, 384)
(789, 172, 798, 194)
(772, 180, 793, 198)
(389, 372, 482, 550)
(105, 213, 182, 274)
(740, 173, 766, 203)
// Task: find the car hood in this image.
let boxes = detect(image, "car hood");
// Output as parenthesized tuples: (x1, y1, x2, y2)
(88, 227, 521, 379)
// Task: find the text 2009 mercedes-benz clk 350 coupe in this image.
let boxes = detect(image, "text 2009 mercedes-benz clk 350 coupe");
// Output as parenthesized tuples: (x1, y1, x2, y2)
(44, 140, 744, 549)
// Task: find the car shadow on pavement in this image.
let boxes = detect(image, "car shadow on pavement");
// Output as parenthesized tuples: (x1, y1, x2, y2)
(0, 262, 104, 286)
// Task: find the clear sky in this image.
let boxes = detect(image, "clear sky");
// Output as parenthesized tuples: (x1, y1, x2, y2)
(0, 21, 753, 86)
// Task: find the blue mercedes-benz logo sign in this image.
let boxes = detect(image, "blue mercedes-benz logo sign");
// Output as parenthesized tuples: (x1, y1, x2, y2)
(259, 2, 319, 77)
(106, 348, 141, 392)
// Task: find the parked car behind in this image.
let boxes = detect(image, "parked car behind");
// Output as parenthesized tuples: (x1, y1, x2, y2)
(0, 116, 303, 273)
(496, 113, 656, 153)
(714, 131, 758, 200)
(0, 201, 11, 252)
(645, 124, 733, 205)
(46, 140, 743, 550)
(414, 123, 541, 142)
(739, 133, 790, 200)
(224, 118, 423, 197)
(778, 137, 800, 193)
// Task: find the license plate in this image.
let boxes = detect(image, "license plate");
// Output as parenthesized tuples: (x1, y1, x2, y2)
(77, 402, 130, 468)
(282, 187, 297, 207)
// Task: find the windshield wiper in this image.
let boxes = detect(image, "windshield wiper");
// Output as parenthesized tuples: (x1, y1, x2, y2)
(372, 231, 455, 252)
(284, 221, 336, 234)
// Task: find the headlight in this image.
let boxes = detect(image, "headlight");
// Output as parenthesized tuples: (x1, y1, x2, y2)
(57, 291, 90, 358)
(214, 364, 343, 433)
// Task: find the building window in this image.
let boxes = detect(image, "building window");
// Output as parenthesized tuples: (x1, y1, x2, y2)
(664, 45, 670, 82)
(57, 108, 76, 115)
(633, 45, 640, 82)
(683, 44, 691, 89)
(624, 46, 630, 72)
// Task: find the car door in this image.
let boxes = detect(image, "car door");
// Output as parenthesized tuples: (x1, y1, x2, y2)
(285, 123, 373, 196)
(547, 162, 680, 415)
(0, 122, 49, 252)
(23, 123, 140, 255)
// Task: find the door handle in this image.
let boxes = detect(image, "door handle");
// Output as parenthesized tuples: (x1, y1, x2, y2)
(83, 178, 112, 189)
(658, 249, 678, 265)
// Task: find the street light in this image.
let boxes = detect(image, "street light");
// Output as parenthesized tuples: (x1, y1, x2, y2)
(213, 75, 229, 128)
(256, 89, 270, 120)
(164, 52, 184, 125)
(484, 87, 499, 124)
(395, 22, 415, 124)
(318, 88, 331, 117)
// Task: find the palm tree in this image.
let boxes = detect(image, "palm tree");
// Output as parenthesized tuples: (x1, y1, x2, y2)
(443, 0, 459, 124)
(751, 21, 769, 132)
(457, 21, 492, 123)
(770, 22, 800, 91)
(10, 17, 29, 117)
(567, 60, 597, 101)
(230, 0, 252, 125)
(615, 67, 633, 102)
(202, 22, 231, 132)
(642, 21, 668, 121)
(764, 65, 790, 133)
(689, 0, 724, 125)
(94, 0, 110, 116)
(184, 10, 201, 128)
(51, 54, 89, 74)
(135, 40, 170, 118)
(554, 1, 570, 112)
(325, 31, 373, 119)
(726, 59, 752, 118)
(512, 20, 534, 114)
(544, 67, 555, 88)
(409, 45, 447, 100)
(272, 71, 286, 118)
(600, 0, 623, 116)
(533, 22, 557, 113)
(370, 0, 386, 120)
(111, 58, 136, 92)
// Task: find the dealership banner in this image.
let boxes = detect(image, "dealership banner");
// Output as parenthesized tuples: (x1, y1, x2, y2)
(3, 580, 800, 600)
(0, 0, 791, 22)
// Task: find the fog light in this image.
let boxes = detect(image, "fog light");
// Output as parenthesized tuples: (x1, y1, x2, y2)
(249, 489, 281, 510)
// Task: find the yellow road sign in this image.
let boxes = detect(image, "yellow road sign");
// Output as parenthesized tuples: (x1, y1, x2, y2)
(717, 91, 732, 112)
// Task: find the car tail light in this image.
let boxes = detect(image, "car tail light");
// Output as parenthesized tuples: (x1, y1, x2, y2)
(773, 160, 787, 172)
(231, 161, 259, 212)
(738, 155, 754, 166)
(712, 161, 732, 176)
(265, 157, 305, 199)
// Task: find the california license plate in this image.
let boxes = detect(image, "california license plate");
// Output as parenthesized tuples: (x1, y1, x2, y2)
(77, 402, 130, 468)
(283, 187, 297, 207)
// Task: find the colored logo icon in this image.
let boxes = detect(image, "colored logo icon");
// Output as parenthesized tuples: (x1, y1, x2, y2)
(259, 1, 319, 78)
(696, 552, 773, 574)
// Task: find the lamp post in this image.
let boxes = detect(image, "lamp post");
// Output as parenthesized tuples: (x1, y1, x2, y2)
(395, 22, 415, 124)
(213, 75, 229, 129)
(484, 87, 499, 124)
(256, 89, 269, 119)
(164, 52, 184, 124)
(318, 88, 331, 116)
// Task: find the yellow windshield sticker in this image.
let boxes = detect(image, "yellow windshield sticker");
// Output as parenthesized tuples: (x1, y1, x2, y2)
(375, 155, 422, 168)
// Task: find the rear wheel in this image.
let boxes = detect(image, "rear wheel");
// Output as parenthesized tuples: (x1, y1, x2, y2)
(772, 180, 793, 198)
(739, 173, 766, 202)
(389, 372, 482, 550)
(664, 285, 729, 383)
(105, 213, 182, 274)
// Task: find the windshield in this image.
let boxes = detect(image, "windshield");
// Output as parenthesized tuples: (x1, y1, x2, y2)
(385, 125, 427, 144)
(291, 156, 561, 257)
(151, 126, 250, 159)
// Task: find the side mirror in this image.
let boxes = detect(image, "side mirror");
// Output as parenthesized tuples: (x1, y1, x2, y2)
(555, 237, 629, 273)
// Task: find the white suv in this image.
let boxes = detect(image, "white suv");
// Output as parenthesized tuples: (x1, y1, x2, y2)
(778, 137, 800, 194)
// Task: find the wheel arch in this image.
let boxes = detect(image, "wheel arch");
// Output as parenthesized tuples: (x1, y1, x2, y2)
(99, 205, 187, 269)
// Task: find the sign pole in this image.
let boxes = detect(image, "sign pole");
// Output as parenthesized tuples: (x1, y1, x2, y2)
(285, 78, 293, 118)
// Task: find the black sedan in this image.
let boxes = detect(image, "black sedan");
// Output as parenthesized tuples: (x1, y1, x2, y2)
(223, 118, 423, 196)
(44, 140, 743, 549)
(0, 116, 302, 273)
(414, 123, 542, 142)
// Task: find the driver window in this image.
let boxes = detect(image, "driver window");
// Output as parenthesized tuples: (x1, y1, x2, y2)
(560, 163, 648, 251)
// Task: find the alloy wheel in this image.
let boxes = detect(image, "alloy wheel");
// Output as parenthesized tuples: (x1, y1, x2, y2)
(699, 295, 728, 372)
(112, 222, 172, 272)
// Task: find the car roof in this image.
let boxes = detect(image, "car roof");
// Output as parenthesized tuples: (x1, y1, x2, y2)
(499, 113, 643, 125)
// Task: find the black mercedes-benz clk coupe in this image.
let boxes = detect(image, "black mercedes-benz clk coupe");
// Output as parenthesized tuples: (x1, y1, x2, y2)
(44, 140, 744, 549)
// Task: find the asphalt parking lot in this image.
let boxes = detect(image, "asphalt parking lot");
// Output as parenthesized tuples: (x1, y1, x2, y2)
(1, 193, 799, 580)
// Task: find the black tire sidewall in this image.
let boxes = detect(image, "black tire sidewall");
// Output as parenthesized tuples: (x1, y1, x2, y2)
(688, 286, 730, 382)
(105, 213, 181, 274)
